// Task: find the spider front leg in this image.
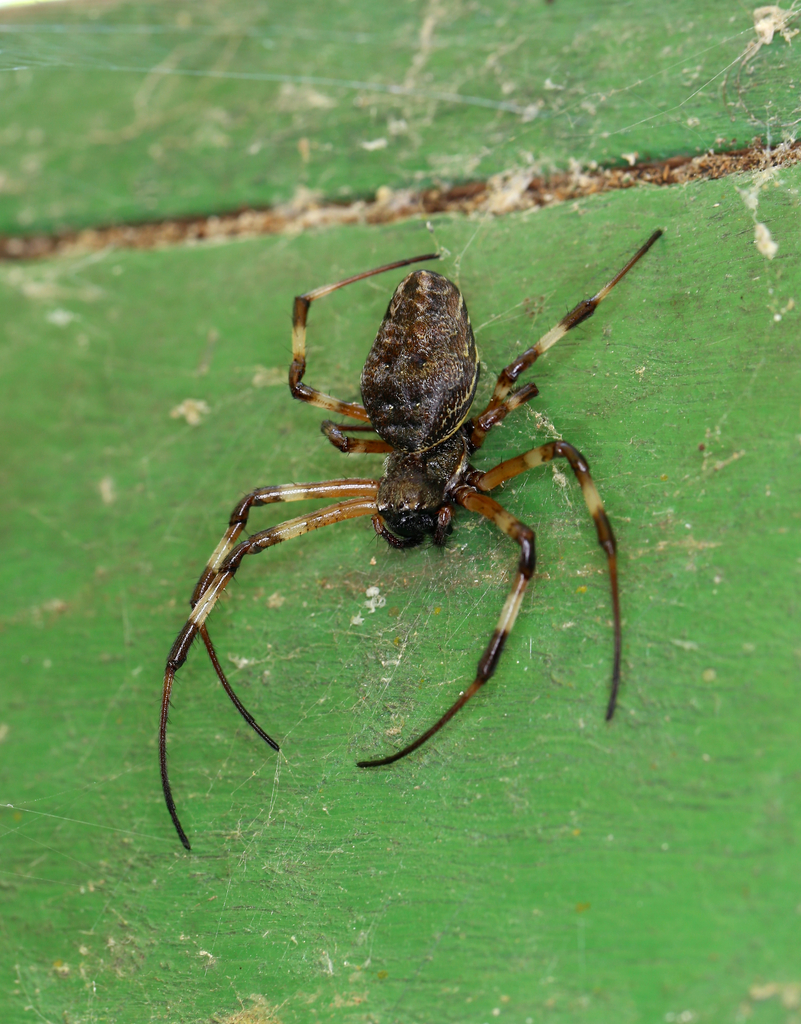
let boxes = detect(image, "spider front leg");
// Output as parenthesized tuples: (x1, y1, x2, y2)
(191, 479, 380, 604)
(162, 490, 378, 849)
(188, 479, 380, 759)
(357, 490, 534, 768)
(472, 440, 622, 719)
(290, 253, 439, 421)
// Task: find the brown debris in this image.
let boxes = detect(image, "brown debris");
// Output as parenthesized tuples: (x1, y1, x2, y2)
(2, 140, 799, 262)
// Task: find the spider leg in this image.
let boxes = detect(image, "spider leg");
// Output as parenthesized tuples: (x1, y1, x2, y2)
(163, 632, 277, 852)
(191, 479, 379, 605)
(470, 230, 662, 450)
(162, 493, 378, 849)
(469, 382, 539, 451)
(290, 253, 439, 421)
(357, 489, 533, 768)
(321, 420, 394, 454)
(472, 440, 621, 720)
(187, 480, 379, 766)
(199, 624, 279, 750)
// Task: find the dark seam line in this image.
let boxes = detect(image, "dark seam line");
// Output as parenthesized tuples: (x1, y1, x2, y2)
(2, 138, 798, 261)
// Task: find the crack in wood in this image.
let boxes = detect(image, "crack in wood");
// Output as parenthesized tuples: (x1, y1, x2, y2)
(2, 140, 798, 262)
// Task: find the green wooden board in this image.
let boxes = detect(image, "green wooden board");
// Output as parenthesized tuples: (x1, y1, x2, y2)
(1, 0, 799, 234)
(1, 168, 799, 1021)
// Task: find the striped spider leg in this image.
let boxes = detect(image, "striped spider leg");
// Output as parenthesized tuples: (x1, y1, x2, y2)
(162, 252, 441, 849)
(162, 482, 379, 850)
(357, 233, 663, 767)
(162, 233, 661, 843)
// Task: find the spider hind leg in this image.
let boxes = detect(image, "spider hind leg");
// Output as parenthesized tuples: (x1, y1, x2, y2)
(290, 253, 439, 421)
(474, 439, 622, 719)
(357, 490, 534, 768)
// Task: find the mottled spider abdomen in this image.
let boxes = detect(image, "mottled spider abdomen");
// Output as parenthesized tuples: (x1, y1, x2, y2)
(361, 270, 479, 452)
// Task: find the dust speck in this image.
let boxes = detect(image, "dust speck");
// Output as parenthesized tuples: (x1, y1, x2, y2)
(216, 994, 284, 1024)
(748, 980, 801, 1009)
(754, 221, 778, 259)
(364, 586, 386, 613)
(98, 476, 116, 506)
(46, 308, 75, 327)
(170, 399, 209, 426)
(752, 5, 799, 48)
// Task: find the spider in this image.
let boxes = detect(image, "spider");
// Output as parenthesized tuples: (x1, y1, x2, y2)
(161, 229, 662, 849)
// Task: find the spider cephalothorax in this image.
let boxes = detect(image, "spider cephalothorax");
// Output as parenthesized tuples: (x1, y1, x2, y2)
(375, 435, 468, 546)
(161, 232, 662, 849)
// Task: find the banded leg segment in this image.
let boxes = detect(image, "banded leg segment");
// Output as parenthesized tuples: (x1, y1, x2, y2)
(162, 496, 378, 849)
(189, 480, 379, 815)
(357, 489, 534, 768)
(191, 479, 379, 605)
(187, 480, 379, 835)
(470, 230, 662, 450)
(289, 253, 439, 420)
(473, 440, 621, 720)
(469, 382, 539, 450)
(321, 420, 394, 455)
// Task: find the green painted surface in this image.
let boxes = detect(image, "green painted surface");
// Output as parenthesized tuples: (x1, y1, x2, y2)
(1, 0, 798, 234)
(1, 168, 799, 1021)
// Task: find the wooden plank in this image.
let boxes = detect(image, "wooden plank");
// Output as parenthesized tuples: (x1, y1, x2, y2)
(1, 0, 797, 233)
(1, 165, 799, 1020)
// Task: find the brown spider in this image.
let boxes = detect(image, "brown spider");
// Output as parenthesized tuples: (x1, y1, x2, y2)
(162, 230, 662, 849)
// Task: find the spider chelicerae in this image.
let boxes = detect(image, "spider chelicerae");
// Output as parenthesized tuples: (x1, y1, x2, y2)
(162, 230, 662, 849)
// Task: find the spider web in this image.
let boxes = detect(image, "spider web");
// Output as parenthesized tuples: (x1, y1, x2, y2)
(0, 0, 798, 233)
(0, 3, 799, 1023)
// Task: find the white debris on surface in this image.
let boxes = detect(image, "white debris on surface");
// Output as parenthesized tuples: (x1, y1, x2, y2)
(170, 398, 210, 426)
(754, 221, 779, 258)
(252, 365, 285, 388)
(46, 308, 76, 326)
(364, 586, 386, 613)
(227, 655, 253, 670)
(98, 476, 116, 506)
(752, 5, 799, 48)
(736, 176, 781, 261)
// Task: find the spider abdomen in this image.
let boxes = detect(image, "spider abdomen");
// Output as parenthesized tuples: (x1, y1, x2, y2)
(361, 270, 479, 453)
